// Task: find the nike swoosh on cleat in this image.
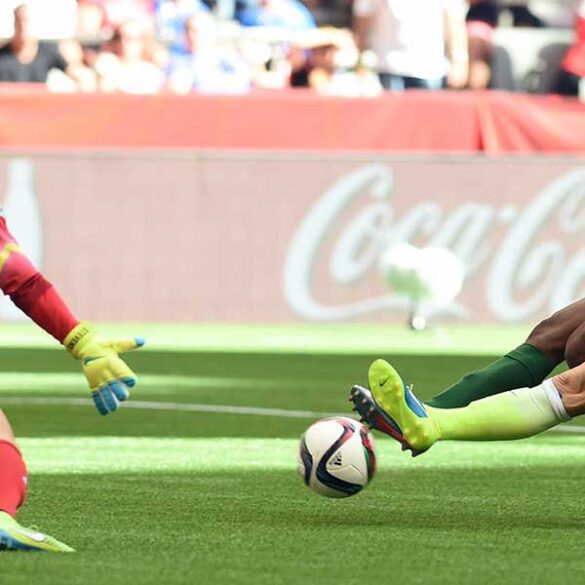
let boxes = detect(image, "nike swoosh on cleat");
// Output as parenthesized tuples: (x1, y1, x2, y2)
(12, 527, 46, 542)
(379, 378, 388, 387)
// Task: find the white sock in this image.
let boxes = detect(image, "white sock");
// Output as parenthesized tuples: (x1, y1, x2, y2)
(431, 379, 571, 442)
(542, 378, 571, 423)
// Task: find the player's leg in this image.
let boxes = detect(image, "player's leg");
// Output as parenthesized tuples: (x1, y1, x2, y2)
(366, 359, 573, 456)
(424, 344, 555, 409)
(350, 299, 585, 443)
(350, 339, 556, 444)
(426, 298, 585, 409)
(0, 408, 74, 552)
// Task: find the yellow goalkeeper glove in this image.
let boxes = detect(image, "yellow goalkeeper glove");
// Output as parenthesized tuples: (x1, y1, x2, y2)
(64, 321, 145, 415)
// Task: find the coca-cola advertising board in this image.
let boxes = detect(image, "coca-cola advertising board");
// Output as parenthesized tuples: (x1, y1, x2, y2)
(0, 153, 583, 324)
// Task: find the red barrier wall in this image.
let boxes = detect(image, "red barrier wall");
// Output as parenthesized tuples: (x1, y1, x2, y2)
(1, 87, 585, 154)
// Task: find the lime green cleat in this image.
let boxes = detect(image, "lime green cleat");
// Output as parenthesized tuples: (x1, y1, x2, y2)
(368, 359, 439, 455)
(0, 512, 74, 552)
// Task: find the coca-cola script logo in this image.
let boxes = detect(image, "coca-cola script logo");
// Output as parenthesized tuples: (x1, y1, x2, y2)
(283, 164, 585, 323)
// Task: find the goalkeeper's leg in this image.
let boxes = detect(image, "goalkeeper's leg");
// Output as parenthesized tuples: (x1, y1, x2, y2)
(366, 359, 578, 456)
(0, 408, 74, 552)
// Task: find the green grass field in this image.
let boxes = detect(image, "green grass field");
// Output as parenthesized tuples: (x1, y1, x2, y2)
(1, 323, 584, 585)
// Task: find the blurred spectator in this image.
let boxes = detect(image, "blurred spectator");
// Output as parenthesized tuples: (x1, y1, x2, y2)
(0, 0, 77, 40)
(466, 0, 497, 89)
(290, 28, 381, 95)
(155, 0, 209, 51)
(235, 0, 317, 91)
(238, 0, 316, 29)
(77, 1, 107, 37)
(95, 19, 165, 93)
(556, 0, 585, 96)
(237, 34, 293, 88)
(352, 0, 468, 91)
(0, 3, 95, 90)
(167, 13, 252, 93)
(77, 0, 153, 35)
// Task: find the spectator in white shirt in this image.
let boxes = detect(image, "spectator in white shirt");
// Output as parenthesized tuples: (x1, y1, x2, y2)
(95, 19, 165, 93)
(352, 0, 468, 91)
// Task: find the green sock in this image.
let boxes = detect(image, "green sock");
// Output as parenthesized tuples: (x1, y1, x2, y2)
(428, 379, 570, 442)
(426, 344, 556, 409)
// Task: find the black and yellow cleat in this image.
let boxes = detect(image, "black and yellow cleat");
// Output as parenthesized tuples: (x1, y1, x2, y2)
(349, 385, 422, 456)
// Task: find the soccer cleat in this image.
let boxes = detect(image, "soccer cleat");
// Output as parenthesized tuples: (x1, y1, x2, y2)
(349, 385, 420, 454)
(366, 359, 440, 456)
(0, 512, 74, 552)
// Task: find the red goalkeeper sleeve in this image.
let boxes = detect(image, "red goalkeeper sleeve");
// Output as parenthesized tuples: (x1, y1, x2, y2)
(0, 217, 79, 343)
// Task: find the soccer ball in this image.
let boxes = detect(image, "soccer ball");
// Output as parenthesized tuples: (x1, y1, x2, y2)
(298, 417, 376, 498)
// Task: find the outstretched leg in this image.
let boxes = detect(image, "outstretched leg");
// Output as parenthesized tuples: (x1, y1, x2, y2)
(367, 359, 575, 456)
(427, 298, 585, 409)
(0, 408, 74, 552)
(350, 300, 585, 446)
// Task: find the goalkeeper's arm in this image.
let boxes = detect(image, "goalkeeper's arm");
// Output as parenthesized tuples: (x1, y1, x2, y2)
(0, 216, 143, 415)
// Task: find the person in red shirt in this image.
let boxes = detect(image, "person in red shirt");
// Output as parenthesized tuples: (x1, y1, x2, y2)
(0, 216, 143, 552)
(557, 1, 585, 96)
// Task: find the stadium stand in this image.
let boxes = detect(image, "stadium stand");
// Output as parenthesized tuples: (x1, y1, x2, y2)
(0, 0, 582, 96)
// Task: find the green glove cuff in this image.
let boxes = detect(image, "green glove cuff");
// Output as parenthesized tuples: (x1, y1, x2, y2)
(64, 321, 97, 359)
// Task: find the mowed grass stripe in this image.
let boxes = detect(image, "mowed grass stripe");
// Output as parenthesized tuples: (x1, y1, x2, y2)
(0, 322, 531, 355)
(0, 373, 280, 393)
(18, 435, 585, 474)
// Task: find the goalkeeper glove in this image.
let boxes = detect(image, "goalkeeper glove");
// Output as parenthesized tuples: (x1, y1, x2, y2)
(64, 321, 145, 415)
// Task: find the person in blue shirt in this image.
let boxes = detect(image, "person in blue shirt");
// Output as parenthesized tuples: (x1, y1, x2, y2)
(154, 0, 210, 53)
(167, 12, 252, 94)
(238, 0, 315, 30)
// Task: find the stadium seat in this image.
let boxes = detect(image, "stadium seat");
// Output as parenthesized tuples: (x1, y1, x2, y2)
(491, 27, 573, 92)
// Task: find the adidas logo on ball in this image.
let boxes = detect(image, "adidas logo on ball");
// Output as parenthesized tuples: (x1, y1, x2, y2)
(330, 452, 343, 467)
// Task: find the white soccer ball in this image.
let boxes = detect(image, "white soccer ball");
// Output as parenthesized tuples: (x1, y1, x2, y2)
(298, 417, 377, 498)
